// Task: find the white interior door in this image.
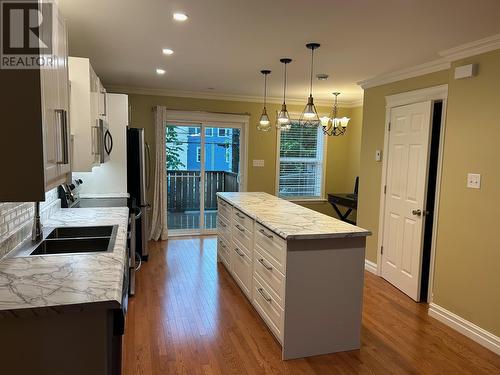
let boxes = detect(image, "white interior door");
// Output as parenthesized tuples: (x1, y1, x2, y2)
(381, 101, 432, 301)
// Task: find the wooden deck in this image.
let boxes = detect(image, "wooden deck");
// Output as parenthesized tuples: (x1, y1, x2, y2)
(167, 210, 218, 230)
(122, 237, 500, 374)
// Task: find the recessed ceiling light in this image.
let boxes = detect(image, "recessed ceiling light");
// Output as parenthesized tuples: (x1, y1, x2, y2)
(156, 68, 166, 75)
(173, 12, 188, 22)
(162, 48, 174, 55)
(316, 73, 329, 81)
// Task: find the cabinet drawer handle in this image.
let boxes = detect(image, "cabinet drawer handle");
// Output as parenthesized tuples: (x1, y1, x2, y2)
(257, 288, 272, 303)
(219, 241, 226, 249)
(235, 248, 245, 257)
(258, 258, 273, 271)
(235, 224, 245, 232)
(219, 221, 227, 228)
(259, 228, 273, 239)
(219, 201, 226, 207)
(236, 212, 245, 219)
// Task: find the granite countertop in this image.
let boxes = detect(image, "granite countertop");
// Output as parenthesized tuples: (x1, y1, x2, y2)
(0, 207, 129, 315)
(217, 192, 371, 240)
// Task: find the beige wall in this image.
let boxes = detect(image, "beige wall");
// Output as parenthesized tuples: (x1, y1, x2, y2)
(358, 49, 500, 337)
(125, 93, 362, 218)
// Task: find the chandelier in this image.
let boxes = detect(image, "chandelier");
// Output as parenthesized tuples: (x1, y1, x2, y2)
(321, 92, 350, 136)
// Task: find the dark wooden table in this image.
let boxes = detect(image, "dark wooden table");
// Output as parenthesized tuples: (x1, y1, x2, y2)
(327, 193, 358, 225)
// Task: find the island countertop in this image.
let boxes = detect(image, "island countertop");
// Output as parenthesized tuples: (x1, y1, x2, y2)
(0, 207, 129, 314)
(217, 192, 371, 240)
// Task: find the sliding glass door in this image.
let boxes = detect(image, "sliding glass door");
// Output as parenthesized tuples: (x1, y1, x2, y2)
(166, 122, 244, 235)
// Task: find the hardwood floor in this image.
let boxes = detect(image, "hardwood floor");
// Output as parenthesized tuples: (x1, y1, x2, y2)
(123, 237, 500, 375)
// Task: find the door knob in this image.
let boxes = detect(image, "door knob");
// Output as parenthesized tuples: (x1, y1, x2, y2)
(412, 209, 422, 216)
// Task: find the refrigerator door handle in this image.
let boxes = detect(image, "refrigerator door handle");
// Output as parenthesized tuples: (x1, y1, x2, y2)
(145, 142, 151, 190)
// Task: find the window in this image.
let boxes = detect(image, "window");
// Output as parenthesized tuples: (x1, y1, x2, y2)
(277, 121, 325, 199)
(196, 146, 201, 162)
(189, 127, 200, 135)
(205, 128, 213, 137)
(218, 128, 228, 137)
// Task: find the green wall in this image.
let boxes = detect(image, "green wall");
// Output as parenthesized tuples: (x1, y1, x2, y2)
(123, 93, 362, 218)
(358, 49, 500, 337)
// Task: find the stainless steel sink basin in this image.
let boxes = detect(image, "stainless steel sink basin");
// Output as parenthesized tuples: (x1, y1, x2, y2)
(8, 225, 118, 257)
(46, 225, 115, 239)
(30, 237, 112, 255)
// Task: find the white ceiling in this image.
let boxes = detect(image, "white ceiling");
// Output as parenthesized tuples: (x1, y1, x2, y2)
(59, 0, 500, 104)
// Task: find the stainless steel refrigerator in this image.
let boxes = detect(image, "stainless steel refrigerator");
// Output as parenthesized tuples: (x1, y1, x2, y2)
(127, 127, 151, 260)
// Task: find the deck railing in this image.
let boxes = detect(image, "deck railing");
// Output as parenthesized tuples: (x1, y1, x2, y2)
(167, 170, 238, 212)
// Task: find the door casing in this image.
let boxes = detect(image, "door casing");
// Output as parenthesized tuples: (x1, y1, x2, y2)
(376, 85, 448, 303)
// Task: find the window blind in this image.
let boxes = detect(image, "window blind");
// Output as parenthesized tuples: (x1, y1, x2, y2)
(278, 122, 324, 199)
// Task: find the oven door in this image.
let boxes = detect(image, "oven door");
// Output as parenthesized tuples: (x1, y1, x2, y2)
(99, 119, 113, 163)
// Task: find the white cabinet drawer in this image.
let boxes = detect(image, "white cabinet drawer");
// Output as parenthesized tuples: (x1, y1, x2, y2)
(218, 215, 231, 244)
(253, 274, 284, 343)
(232, 220, 253, 253)
(217, 238, 231, 270)
(230, 245, 252, 297)
(217, 198, 232, 221)
(233, 208, 253, 233)
(254, 247, 285, 309)
(254, 223, 286, 275)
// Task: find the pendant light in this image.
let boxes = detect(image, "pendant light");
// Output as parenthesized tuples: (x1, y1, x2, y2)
(299, 43, 321, 128)
(276, 58, 292, 131)
(258, 69, 272, 132)
(321, 92, 350, 136)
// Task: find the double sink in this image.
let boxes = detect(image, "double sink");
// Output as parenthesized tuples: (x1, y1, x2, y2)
(11, 225, 118, 257)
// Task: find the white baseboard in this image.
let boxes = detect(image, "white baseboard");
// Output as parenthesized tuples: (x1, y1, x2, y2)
(364, 259, 378, 274)
(428, 303, 500, 355)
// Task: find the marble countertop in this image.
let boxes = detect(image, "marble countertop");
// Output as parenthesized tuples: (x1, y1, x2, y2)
(217, 192, 371, 240)
(0, 207, 129, 314)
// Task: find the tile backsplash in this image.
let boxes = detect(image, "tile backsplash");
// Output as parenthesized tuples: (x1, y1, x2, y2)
(0, 188, 60, 258)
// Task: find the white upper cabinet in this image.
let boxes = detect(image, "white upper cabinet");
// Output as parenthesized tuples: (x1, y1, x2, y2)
(69, 57, 107, 171)
(0, 1, 70, 201)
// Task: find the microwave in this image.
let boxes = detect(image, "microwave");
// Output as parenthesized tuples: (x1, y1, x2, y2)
(98, 118, 113, 163)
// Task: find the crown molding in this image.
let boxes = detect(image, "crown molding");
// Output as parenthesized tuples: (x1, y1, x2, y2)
(106, 85, 364, 108)
(357, 58, 451, 89)
(439, 33, 500, 61)
(358, 33, 500, 90)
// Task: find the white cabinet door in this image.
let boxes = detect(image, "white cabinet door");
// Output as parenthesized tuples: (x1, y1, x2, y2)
(42, 8, 70, 189)
(56, 13, 70, 177)
(41, 54, 59, 185)
(381, 101, 432, 301)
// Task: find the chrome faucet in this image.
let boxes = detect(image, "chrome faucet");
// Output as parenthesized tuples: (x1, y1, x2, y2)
(32, 202, 43, 242)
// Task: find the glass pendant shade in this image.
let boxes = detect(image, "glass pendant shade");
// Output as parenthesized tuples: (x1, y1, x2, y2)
(258, 69, 271, 132)
(277, 103, 291, 129)
(257, 107, 271, 131)
(259, 109, 270, 125)
(300, 95, 320, 127)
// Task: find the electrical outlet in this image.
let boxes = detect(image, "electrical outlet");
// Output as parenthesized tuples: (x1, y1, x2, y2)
(467, 173, 481, 189)
(375, 150, 382, 162)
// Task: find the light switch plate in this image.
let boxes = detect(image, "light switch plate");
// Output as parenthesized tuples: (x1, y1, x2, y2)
(467, 173, 481, 189)
(253, 159, 265, 167)
(375, 150, 382, 162)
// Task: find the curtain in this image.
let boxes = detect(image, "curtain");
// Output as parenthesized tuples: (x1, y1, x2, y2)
(149, 106, 168, 240)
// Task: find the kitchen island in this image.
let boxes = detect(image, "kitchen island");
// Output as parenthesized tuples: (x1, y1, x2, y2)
(216, 192, 371, 360)
(0, 207, 129, 375)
